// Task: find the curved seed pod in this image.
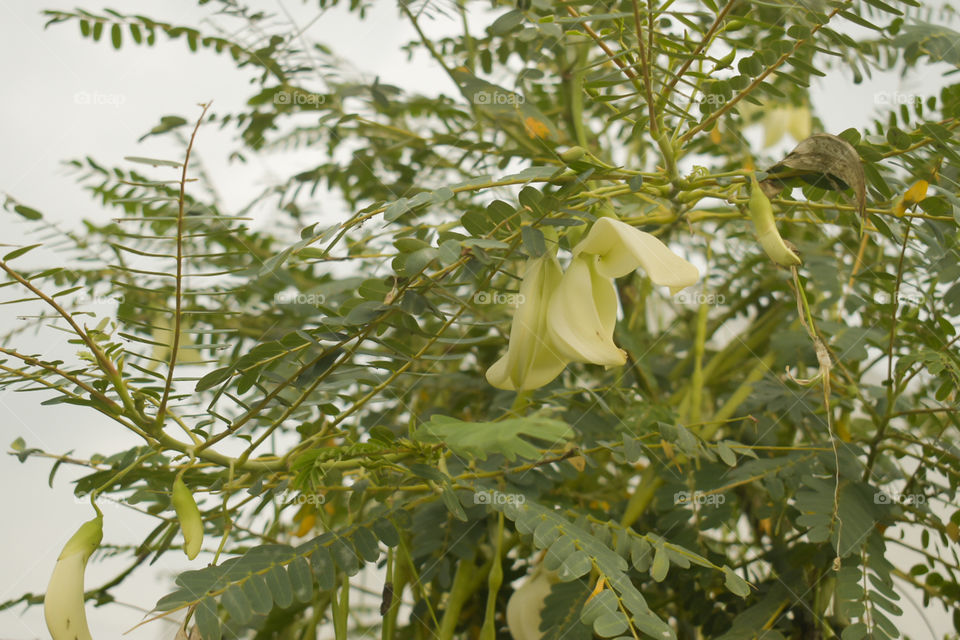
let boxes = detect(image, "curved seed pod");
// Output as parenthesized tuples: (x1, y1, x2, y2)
(749, 174, 802, 266)
(559, 146, 586, 162)
(172, 476, 204, 560)
(44, 514, 103, 640)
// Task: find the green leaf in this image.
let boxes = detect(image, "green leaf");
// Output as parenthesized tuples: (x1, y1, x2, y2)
(723, 565, 751, 597)
(221, 585, 252, 624)
(308, 543, 336, 590)
(489, 9, 524, 35)
(242, 573, 273, 615)
(650, 544, 669, 582)
(441, 483, 468, 521)
(412, 415, 574, 461)
(3, 244, 42, 261)
(123, 155, 184, 168)
(195, 596, 221, 640)
(716, 441, 737, 467)
(919, 195, 951, 216)
(371, 518, 400, 547)
(545, 535, 576, 571)
(593, 611, 628, 637)
(841, 623, 868, 640)
(330, 536, 360, 576)
(288, 557, 314, 603)
(522, 225, 546, 257)
(558, 549, 592, 581)
(111, 23, 122, 48)
(580, 589, 618, 626)
(13, 204, 42, 220)
(265, 565, 293, 608)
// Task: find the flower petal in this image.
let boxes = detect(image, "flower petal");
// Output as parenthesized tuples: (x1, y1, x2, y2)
(572, 218, 699, 294)
(486, 256, 568, 390)
(547, 254, 625, 367)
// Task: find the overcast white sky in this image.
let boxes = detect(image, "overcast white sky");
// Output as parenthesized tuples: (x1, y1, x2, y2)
(0, 1, 955, 638)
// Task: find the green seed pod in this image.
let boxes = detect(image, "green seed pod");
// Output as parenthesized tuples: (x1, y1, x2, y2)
(748, 174, 801, 266)
(559, 146, 587, 162)
(172, 476, 203, 560)
(44, 514, 103, 640)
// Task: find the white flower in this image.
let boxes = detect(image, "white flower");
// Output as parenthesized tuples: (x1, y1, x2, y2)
(506, 567, 558, 640)
(571, 217, 700, 294)
(546, 252, 625, 366)
(486, 256, 568, 390)
(486, 218, 699, 390)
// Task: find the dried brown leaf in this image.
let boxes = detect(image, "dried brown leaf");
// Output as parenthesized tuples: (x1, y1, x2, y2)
(759, 133, 866, 218)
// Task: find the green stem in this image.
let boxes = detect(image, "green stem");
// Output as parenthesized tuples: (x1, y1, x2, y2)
(437, 555, 480, 640)
(508, 390, 533, 416)
(479, 512, 505, 639)
(333, 572, 349, 640)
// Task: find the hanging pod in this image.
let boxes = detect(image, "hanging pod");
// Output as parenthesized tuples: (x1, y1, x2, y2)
(172, 476, 204, 560)
(748, 174, 802, 267)
(44, 514, 103, 640)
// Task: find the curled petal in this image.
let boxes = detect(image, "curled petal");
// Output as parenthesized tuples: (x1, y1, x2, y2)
(547, 254, 625, 367)
(506, 568, 557, 640)
(486, 256, 568, 390)
(572, 218, 699, 294)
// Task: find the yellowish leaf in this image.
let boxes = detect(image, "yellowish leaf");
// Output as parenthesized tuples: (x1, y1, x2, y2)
(524, 116, 550, 139)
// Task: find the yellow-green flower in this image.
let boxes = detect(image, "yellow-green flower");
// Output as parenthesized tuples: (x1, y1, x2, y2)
(571, 217, 700, 293)
(546, 252, 625, 366)
(486, 218, 699, 390)
(485, 256, 567, 390)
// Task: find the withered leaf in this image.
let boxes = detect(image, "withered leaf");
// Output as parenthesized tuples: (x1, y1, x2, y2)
(759, 134, 866, 219)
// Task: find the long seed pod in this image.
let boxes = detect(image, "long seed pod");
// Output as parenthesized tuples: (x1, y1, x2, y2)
(172, 476, 204, 560)
(748, 174, 801, 266)
(44, 514, 103, 640)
